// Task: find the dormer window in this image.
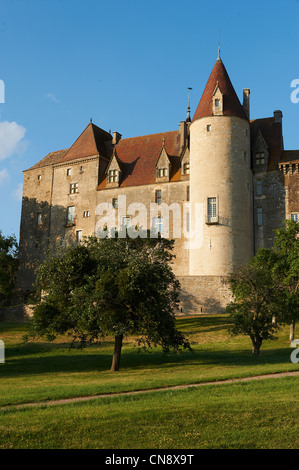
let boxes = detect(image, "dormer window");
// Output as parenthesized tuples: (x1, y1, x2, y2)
(183, 162, 190, 175)
(255, 152, 265, 165)
(108, 169, 118, 183)
(158, 168, 168, 177)
(215, 99, 220, 108)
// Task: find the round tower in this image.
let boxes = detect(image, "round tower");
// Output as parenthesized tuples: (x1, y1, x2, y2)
(189, 55, 253, 276)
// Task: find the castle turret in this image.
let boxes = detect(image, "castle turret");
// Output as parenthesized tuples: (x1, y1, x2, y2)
(189, 55, 253, 276)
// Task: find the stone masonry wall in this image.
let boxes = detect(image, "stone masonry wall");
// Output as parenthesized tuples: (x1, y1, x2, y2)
(177, 276, 233, 315)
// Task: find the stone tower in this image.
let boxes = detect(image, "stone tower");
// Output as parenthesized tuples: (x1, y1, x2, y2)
(189, 54, 254, 276)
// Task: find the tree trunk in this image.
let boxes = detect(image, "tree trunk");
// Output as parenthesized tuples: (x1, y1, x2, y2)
(110, 334, 123, 371)
(251, 338, 262, 355)
(290, 320, 295, 342)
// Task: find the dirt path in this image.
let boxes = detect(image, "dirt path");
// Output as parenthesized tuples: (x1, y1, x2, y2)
(2, 370, 299, 411)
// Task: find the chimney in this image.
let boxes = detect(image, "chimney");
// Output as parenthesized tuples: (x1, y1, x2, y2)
(179, 121, 188, 149)
(273, 110, 283, 123)
(243, 89, 250, 120)
(112, 131, 122, 145)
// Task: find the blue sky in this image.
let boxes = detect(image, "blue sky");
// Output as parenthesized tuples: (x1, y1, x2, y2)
(0, 0, 298, 238)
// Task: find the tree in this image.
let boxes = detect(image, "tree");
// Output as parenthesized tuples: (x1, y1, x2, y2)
(226, 261, 280, 355)
(270, 220, 299, 341)
(28, 233, 190, 371)
(226, 219, 299, 353)
(0, 231, 19, 306)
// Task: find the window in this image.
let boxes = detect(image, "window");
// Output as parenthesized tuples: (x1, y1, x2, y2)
(121, 217, 131, 229)
(183, 162, 190, 175)
(186, 186, 190, 201)
(67, 168, 71, 176)
(208, 197, 217, 222)
(108, 169, 118, 183)
(256, 180, 263, 196)
(83, 210, 90, 218)
(257, 208, 263, 226)
(215, 99, 220, 108)
(76, 230, 82, 243)
(112, 198, 118, 209)
(153, 217, 163, 235)
(37, 212, 42, 226)
(67, 206, 75, 225)
(158, 168, 168, 177)
(255, 152, 265, 165)
(70, 182, 78, 194)
(37, 174, 42, 181)
(207, 124, 211, 132)
(155, 190, 162, 204)
(80, 166, 84, 173)
(291, 213, 298, 223)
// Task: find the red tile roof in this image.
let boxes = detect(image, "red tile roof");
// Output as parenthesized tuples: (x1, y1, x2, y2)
(24, 149, 69, 171)
(192, 58, 248, 122)
(60, 123, 112, 163)
(98, 130, 181, 189)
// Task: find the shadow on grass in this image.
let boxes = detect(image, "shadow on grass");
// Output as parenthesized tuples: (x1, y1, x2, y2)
(0, 343, 292, 378)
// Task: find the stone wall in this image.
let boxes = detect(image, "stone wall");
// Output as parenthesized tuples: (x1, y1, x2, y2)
(0, 305, 34, 322)
(177, 275, 233, 315)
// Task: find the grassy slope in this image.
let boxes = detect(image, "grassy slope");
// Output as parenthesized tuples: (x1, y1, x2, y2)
(0, 315, 297, 407)
(0, 378, 298, 449)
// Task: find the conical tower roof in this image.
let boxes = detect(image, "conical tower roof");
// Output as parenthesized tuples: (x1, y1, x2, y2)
(192, 57, 247, 122)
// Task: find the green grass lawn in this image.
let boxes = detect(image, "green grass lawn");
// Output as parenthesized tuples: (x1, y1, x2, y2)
(0, 315, 297, 407)
(0, 315, 298, 449)
(0, 378, 298, 449)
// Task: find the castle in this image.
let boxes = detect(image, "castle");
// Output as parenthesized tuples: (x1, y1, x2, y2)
(17, 53, 299, 313)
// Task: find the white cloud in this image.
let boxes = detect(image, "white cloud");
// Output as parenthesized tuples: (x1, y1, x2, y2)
(46, 93, 59, 103)
(12, 182, 23, 201)
(0, 121, 27, 161)
(0, 168, 9, 185)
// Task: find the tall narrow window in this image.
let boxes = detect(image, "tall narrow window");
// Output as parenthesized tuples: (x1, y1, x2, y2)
(256, 180, 262, 196)
(208, 197, 217, 222)
(83, 210, 90, 218)
(186, 186, 190, 201)
(112, 198, 118, 209)
(215, 99, 220, 108)
(121, 217, 131, 229)
(155, 190, 162, 204)
(37, 212, 42, 226)
(257, 208, 263, 226)
(67, 206, 75, 225)
(153, 217, 163, 235)
(67, 168, 71, 176)
(291, 213, 298, 223)
(37, 174, 42, 181)
(76, 230, 82, 243)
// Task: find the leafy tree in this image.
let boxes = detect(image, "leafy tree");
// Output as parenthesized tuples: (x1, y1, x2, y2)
(226, 220, 299, 353)
(270, 220, 299, 341)
(0, 231, 19, 305)
(226, 261, 280, 355)
(28, 233, 190, 371)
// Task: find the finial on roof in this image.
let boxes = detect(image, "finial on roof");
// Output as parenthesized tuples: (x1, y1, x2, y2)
(90, 117, 92, 123)
(162, 136, 165, 147)
(186, 87, 192, 122)
(217, 30, 221, 61)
